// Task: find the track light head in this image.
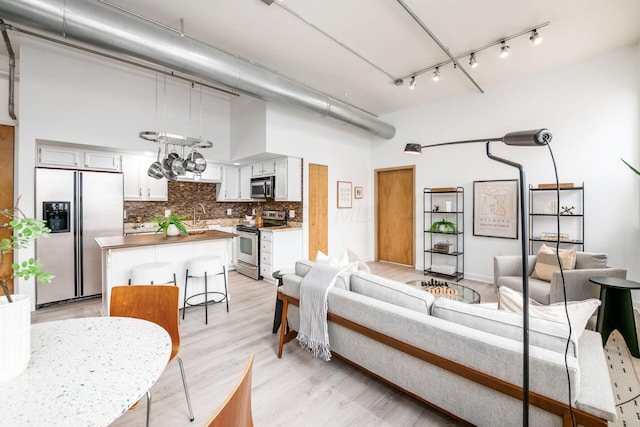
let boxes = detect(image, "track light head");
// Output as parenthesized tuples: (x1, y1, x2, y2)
(499, 41, 510, 58)
(409, 76, 417, 90)
(432, 67, 440, 82)
(404, 143, 422, 154)
(529, 29, 542, 45)
(469, 52, 479, 68)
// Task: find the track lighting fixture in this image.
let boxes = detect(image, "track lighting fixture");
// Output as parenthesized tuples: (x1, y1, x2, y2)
(499, 41, 510, 58)
(409, 75, 416, 90)
(529, 29, 542, 45)
(469, 52, 478, 68)
(396, 22, 549, 89)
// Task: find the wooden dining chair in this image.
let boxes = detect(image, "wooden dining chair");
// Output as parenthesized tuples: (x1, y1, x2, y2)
(110, 285, 194, 426)
(206, 352, 255, 427)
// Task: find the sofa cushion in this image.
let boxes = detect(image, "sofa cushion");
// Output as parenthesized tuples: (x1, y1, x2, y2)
(288, 260, 349, 293)
(531, 244, 576, 281)
(496, 276, 551, 304)
(575, 252, 608, 269)
(349, 271, 434, 315)
(498, 286, 600, 338)
(431, 297, 578, 357)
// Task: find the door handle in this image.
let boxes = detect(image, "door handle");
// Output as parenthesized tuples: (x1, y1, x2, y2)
(0, 223, 9, 228)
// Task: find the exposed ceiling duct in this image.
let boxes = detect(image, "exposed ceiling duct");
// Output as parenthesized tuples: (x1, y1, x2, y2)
(0, 0, 396, 139)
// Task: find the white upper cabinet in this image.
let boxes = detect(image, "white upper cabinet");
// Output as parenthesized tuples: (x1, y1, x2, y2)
(177, 161, 222, 183)
(83, 151, 121, 171)
(251, 161, 275, 177)
(217, 166, 240, 201)
(38, 146, 80, 168)
(238, 165, 253, 201)
(122, 154, 167, 201)
(38, 145, 121, 172)
(274, 157, 302, 201)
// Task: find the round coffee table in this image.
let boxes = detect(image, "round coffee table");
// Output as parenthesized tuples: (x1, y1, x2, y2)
(406, 278, 481, 304)
(589, 276, 640, 358)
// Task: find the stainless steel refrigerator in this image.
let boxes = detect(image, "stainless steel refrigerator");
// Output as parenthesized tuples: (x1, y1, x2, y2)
(35, 168, 123, 307)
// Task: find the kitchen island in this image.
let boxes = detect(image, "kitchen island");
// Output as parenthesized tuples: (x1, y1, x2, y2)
(95, 229, 237, 314)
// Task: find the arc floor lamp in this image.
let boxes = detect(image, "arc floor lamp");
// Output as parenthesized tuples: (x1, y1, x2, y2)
(405, 128, 553, 426)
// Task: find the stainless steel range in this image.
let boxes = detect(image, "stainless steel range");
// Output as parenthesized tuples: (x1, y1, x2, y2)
(235, 210, 287, 280)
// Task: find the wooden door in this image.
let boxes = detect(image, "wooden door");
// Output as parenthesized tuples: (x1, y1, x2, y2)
(308, 164, 328, 259)
(376, 166, 414, 266)
(0, 125, 14, 295)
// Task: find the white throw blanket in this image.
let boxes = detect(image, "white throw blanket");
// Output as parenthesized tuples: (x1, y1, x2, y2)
(297, 264, 342, 361)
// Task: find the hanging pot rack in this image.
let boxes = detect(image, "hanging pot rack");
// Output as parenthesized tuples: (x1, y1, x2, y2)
(138, 131, 213, 148)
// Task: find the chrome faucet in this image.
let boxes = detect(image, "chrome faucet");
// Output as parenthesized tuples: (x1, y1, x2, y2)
(193, 203, 206, 226)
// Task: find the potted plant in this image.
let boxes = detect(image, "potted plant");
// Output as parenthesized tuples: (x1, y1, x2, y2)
(622, 158, 640, 176)
(0, 202, 53, 383)
(152, 211, 189, 237)
(429, 218, 458, 234)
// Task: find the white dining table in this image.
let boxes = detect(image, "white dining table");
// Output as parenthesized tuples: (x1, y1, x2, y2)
(0, 316, 171, 427)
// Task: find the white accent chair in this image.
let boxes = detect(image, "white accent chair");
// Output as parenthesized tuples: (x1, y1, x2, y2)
(494, 251, 626, 305)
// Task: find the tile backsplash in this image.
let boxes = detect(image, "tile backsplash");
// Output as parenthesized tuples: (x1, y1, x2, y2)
(124, 181, 303, 223)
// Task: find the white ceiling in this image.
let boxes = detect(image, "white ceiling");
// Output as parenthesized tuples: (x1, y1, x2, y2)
(12, 0, 640, 116)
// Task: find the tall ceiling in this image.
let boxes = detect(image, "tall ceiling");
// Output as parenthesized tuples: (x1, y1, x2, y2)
(7, 0, 640, 116)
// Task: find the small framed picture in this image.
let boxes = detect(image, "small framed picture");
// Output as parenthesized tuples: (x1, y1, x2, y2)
(354, 187, 363, 199)
(337, 181, 352, 208)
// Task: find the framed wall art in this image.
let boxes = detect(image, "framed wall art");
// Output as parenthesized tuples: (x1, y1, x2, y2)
(354, 186, 363, 199)
(337, 181, 352, 208)
(473, 179, 519, 239)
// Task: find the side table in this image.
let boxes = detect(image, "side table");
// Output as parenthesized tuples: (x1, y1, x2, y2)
(272, 268, 295, 333)
(589, 276, 640, 358)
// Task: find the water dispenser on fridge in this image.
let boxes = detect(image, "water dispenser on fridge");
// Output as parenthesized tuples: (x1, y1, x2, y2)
(42, 201, 70, 233)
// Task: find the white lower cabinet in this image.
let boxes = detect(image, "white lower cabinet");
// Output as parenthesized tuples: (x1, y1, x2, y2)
(260, 228, 303, 283)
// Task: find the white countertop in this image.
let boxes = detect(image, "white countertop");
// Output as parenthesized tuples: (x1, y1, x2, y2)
(0, 317, 171, 427)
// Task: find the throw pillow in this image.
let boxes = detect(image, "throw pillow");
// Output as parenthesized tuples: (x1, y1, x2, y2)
(498, 286, 600, 338)
(346, 248, 372, 273)
(531, 243, 576, 282)
(315, 250, 357, 273)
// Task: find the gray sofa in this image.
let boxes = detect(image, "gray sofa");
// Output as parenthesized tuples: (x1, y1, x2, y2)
(494, 252, 626, 304)
(277, 260, 616, 426)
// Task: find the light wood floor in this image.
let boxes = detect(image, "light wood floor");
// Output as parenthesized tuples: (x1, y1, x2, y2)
(31, 263, 495, 427)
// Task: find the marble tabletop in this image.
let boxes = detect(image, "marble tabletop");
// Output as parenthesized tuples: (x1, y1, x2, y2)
(0, 317, 171, 427)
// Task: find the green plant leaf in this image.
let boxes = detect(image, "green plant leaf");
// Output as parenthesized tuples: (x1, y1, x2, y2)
(622, 158, 640, 176)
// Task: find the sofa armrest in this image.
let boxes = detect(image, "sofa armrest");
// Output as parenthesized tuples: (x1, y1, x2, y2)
(549, 267, 627, 303)
(493, 255, 537, 286)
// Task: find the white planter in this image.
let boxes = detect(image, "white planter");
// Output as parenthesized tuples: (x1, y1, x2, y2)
(0, 294, 31, 383)
(166, 224, 181, 236)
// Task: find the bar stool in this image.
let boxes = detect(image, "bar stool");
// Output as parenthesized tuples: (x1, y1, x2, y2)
(129, 262, 177, 286)
(182, 255, 229, 324)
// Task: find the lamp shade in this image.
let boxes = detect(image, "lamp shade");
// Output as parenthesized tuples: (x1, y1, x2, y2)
(404, 143, 422, 154)
(502, 129, 552, 146)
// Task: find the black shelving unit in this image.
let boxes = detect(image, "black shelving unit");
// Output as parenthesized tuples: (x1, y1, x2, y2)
(528, 183, 584, 254)
(424, 187, 464, 281)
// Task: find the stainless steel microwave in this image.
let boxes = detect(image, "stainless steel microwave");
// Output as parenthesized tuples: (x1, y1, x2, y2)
(250, 176, 274, 198)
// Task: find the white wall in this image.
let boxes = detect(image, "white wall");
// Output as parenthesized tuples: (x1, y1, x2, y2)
(374, 44, 640, 282)
(266, 104, 374, 260)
